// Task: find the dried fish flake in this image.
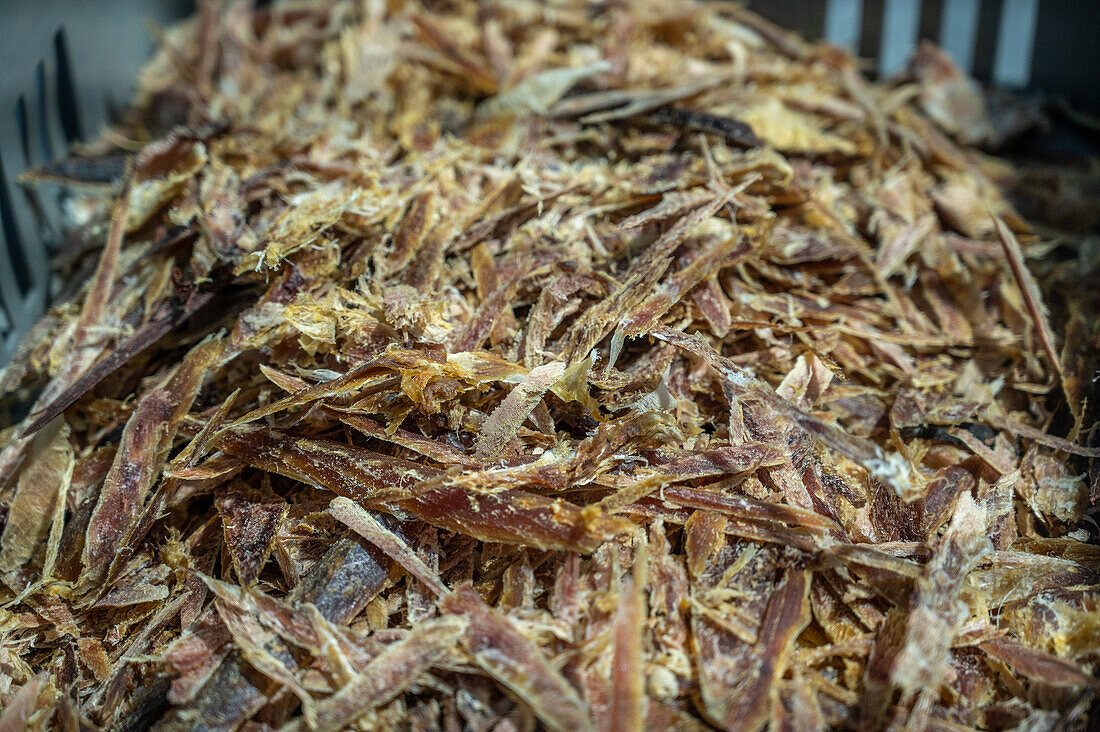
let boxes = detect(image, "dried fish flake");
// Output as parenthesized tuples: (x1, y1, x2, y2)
(0, 1, 1095, 729)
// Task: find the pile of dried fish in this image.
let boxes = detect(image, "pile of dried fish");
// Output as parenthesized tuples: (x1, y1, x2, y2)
(1, 1, 1098, 729)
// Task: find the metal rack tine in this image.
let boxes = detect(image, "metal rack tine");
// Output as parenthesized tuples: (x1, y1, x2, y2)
(824, 0, 865, 51)
(994, 0, 1039, 88)
(0, 150, 32, 309)
(15, 97, 32, 169)
(55, 28, 84, 144)
(34, 61, 56, 165)
(879, 0, 922, 76)
(940, 0, 981, 73)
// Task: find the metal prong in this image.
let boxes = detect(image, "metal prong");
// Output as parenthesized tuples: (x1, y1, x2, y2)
(35, 61, 56, 164)
(940, 0, 981, 73)
(16, 96, 32, 168)
(0, 151, 32, 298)
(879, 0, 922, 77)
(993, 0, 1039, 88)
(824, 0, 864, 52)
(55, 28, 84, 144)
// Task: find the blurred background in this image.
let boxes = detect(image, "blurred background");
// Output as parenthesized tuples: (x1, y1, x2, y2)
(0, 0, 1098, 365)
(761, 0, 1100, 112)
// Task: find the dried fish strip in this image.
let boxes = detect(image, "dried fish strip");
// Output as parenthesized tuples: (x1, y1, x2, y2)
(0, 1, 1097, 730)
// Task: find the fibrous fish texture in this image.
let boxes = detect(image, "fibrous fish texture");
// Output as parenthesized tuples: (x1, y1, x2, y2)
(0, 1, 1097, 730)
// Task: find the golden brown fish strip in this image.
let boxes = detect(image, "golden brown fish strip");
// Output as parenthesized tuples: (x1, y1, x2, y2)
(103, 336, 225, 584)
(401, 487, 629, 554)
(81, 390, 171, 587)
(332, 408, 477, 466)
(383, 191, 436, 277)
(228, 360, 380, 429)
(858, 607, 908, 731)
(606, 574, 646, 732)
(979, 637, 1099, 689)
(662, 485, 842, 536)
(987, 416, 1100, 458)
(626, 500, 826, 554)
(219, 428, 629, 552)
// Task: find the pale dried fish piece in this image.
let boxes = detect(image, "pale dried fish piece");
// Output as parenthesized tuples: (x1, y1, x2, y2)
(127, 134, 208, 230)
(156, 538, 389, 731)
(441, 586, 594, 732)
(0, 678, 41, 731)
(736, 98, 858, 155)
(213, 596, 317, 722)
(92, 570, 171, 608)
(479, 61, 612, 117)
(474, 361, 564, 459)
(199, 575, 369, 668)
(280, 616, 466, 732)
(891, 493, 992, 728)
(164, 609, 231, 704)
(574, 78, 728, 123)
(560, 192, 732, 363)
(0, 421, 73, 578)
(994, 217, 1063, 388)
(909, 43, 994, 146)
(329, 497, 448, 597)
(622, 234, 753, 338)
(650, 327, 920, 500)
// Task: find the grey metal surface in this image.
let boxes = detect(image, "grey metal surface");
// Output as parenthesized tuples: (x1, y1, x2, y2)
(757, 0, 1100, 104)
